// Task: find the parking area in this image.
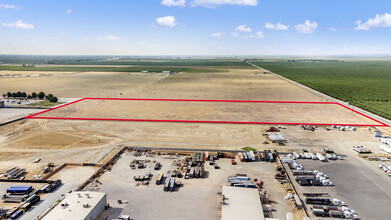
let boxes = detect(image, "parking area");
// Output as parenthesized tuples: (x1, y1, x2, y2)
(286, 157, 391, 220)
(89, 150, 298, 220)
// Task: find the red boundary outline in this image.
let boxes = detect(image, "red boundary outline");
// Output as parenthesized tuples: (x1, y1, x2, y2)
(25, 98, 389, 127)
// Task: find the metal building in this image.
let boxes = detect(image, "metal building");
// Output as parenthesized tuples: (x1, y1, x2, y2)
(42, 191, 107, 220)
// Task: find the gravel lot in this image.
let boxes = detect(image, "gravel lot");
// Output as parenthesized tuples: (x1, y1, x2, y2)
(91, 150, 298, 220)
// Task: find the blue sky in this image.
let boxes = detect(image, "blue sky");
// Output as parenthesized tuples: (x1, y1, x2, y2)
(1, 0, 391, 56)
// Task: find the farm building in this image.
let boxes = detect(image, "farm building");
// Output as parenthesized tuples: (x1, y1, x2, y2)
(221, 186, 264, 220)
(42, 191, 107, 220)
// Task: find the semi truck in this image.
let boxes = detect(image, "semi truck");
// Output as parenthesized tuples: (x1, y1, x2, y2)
(156, 173, 164, 185)
(169, 177, 175, 191)
(164, 177, 170, 191)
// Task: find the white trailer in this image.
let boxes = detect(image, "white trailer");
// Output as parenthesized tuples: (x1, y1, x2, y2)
(316, 153, 326, 161)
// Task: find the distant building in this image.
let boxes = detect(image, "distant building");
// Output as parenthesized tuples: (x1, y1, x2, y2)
(162, 71, 170, 74)
(42, 191, 107, 220)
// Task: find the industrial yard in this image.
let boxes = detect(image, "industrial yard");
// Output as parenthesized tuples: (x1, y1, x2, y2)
(88, 149, 298, 220)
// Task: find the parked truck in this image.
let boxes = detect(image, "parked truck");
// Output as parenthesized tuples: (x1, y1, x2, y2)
(164, 177, 170, 191)
(156, 173, 164, 185)
(169, 177, 175, 191)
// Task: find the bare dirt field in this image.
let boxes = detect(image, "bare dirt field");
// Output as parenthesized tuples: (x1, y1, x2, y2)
(32, 98, 382, 126)
(0, 69, 324, 101)
(0, 71, 167, 98)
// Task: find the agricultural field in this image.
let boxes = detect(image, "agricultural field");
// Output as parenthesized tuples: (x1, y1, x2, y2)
(252, 60, 391, 120)
(0, 57, 251, 72)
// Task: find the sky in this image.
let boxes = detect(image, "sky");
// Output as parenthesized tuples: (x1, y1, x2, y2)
(1, 0, 391, 56)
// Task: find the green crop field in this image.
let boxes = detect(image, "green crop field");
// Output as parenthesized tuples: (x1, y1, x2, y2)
(0, 57, 251, 73)
(252, 60, 391, 120)
(0, 55, 250, 67)
(0, 65, 235, 73)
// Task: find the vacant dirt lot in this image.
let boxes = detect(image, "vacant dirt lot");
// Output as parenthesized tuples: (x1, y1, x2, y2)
(34, 99, 382, 126)
(0, 69, 323, 101)
(0, 71, 167, 98)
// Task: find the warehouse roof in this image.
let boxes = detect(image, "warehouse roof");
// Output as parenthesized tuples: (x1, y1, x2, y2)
(221, 186, 264, 220)
(42, 191, 106, 220)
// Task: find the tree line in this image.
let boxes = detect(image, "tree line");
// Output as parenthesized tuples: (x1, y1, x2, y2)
(2, 91, 58, 103)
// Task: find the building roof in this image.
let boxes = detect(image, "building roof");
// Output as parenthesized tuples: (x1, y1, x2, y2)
(221, 186, 264, 220)
(42, 191, 106, 220)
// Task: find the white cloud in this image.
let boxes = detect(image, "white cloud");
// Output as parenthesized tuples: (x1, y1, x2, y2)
(0, 4, 19, 10)
(230, 32, 239, 37)
(212, 32, 224, 37)
(255, 31, 264, 38)
(355, 13, 391, 30)
(243, 35, 254, 39)
(96, 35, 121, 41)
(2, 20, 34, 30)
(191, 0, 258, 7)
(265, 22, 289, 30)
(235, 24, 251, 32)
(66, 9, 72, 14)
(80, 37, 89, 42)
(154, 16, 176, 28)
(328, 27, 336, 31)
(294, 20, 318, 34)
(161, 0, 186, 7)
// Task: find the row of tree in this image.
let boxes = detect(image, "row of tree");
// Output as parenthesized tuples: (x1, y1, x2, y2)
(22, 64, 36, 68)
(2, 91, 58, 103)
